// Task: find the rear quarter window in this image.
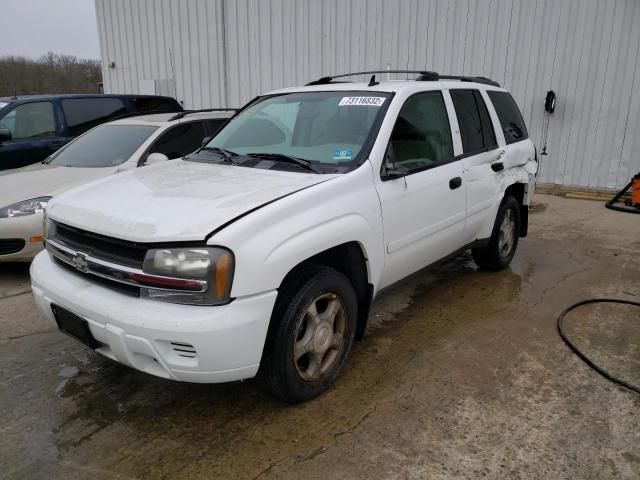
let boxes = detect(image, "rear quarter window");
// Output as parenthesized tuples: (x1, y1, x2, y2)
(149, 122, 206, 159)
(487, 91, 528, 144)
(131, 97, 181, 113)
(61, 98, 126, 136)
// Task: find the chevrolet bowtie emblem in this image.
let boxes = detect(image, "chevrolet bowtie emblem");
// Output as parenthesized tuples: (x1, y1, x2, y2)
(72, 252, 90, 273)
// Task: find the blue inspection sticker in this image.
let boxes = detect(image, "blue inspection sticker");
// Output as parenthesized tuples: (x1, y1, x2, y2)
(332, 149, 353, 161)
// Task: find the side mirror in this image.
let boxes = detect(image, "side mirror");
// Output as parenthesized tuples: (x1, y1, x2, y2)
(0, 127, 12, 142)
(381, 143, 407, 181)
(144, 152, 169, 166)
(201, 136, 213, 147)
(382, 167, 408, 181)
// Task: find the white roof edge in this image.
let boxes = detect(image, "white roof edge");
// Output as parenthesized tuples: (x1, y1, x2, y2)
(266, 80, 507, 95)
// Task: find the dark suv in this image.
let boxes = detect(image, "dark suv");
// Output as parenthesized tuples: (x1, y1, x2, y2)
(0, 94, 182, 171)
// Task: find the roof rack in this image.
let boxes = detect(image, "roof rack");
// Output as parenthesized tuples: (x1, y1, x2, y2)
(169, 108, 238, 121)
(306, 70, 438, 85)
(437, 75, 500, 87)
(305, 70, 500, 87)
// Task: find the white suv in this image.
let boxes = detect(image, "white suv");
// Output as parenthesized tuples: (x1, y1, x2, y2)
(30, 71, 537, 403)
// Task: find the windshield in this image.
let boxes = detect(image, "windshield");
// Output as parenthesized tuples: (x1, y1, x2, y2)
(49, 124, 158, 167)
(202, 91, 391, 172)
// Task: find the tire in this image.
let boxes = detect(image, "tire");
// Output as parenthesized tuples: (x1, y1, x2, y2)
(257, 265, 358, 403)
(472, 195, 521, 270)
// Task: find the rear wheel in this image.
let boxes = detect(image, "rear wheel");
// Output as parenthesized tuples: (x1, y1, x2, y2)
(257, 265, 357, 403)
(472, 195, 521, 270)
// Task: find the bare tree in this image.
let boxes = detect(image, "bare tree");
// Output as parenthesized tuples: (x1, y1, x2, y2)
(0, 52, 102, 97)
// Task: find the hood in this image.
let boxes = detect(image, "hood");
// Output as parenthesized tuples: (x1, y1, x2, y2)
(47, 160, 337, 243)
(0, 163, 116, 207)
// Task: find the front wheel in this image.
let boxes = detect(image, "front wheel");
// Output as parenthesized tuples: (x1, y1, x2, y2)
(257, 265, 357, 403)
(472, 195, 521, 270)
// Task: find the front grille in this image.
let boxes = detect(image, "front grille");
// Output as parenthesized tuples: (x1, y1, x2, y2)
(53, 257, 141, 297)
(0, 239, 26, 255)
(52, 221, 147, 268)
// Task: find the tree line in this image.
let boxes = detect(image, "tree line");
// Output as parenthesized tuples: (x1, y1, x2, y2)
(0, 52, 102, 97)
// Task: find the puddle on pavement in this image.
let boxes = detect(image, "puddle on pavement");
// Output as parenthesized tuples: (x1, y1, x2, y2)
(45, 250, 529, 473)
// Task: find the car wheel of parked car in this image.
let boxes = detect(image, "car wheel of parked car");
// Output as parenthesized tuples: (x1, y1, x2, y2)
(258, 265, 357, 403)
(472, 195, 521, 271)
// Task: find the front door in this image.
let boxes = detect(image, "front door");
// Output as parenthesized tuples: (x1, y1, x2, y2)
(0, 101, 61, 171)
(374, 91, 467, 289)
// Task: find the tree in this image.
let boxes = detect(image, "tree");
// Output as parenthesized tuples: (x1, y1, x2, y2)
(0, 52, 102, 97)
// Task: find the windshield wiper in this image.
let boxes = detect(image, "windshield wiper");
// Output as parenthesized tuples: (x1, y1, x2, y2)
(246, 153, 321, 173)
(197, 146, 240, 165)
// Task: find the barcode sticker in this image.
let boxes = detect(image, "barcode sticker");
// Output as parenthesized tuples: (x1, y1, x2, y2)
(339, 96, 386, 107)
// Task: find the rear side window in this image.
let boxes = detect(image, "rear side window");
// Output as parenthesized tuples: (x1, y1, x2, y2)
(487, 91, 528, 144)
(149, 122, 206, 159)
(388, 91, 454, 174)
(204, 118, 229, 137)
(61, 98, 126, 136)
(131, 97, 180, 113)
(450, 90, 497, 154)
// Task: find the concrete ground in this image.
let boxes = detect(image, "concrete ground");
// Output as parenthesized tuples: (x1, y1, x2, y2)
(1, 193, 639, 480)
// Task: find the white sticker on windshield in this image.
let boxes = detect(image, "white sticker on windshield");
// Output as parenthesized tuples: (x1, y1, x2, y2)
(339, 96, 385, 107)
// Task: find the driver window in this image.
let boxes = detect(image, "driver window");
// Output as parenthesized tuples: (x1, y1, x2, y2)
(0, 101, 56, 139)
(388, 91, 453, 174)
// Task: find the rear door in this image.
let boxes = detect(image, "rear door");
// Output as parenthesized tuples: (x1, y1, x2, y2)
(375, 91, 467, 288)
(486, 91, 534, 171)
(449, 89, 502, 243)
(0, 101, 61, 170)
(60, 97, 127, 137)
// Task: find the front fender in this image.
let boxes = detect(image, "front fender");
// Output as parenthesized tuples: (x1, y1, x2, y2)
(211, 163, 385, 298)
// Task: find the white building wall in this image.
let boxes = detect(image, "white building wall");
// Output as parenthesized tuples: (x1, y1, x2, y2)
(95, 0, 640, 189)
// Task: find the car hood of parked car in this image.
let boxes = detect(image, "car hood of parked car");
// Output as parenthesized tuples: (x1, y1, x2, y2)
(47, 159, 339, 243)
(0, 163, 118, 209)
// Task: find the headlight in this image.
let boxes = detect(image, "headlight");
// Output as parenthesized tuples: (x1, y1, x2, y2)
(0, 196, 51, 218)
(140, 247, 234, 305)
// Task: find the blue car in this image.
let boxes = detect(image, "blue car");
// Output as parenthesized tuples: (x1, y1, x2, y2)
(0, 94, 182, 171)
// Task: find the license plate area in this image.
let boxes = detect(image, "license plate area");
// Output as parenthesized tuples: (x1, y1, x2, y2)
(51, 304, 102, 349)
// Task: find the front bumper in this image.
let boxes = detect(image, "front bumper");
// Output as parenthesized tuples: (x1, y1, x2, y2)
(30, 251, 277, 383)
(0, 213, 45, 262)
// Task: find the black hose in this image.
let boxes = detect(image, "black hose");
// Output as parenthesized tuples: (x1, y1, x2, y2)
(557, 298, 640, 394)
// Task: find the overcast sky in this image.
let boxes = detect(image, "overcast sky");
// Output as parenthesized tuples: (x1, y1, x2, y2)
(0, 0, 100, 60)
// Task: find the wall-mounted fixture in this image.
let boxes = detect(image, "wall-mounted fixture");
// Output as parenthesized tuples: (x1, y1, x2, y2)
(541, 90, 557, 156)
(544, 90, 556, 113)
(107, 61, 116, 68)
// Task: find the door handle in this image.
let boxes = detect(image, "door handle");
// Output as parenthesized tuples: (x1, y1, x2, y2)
(449, 177, 462, 190)
(491, 162, 504, 172)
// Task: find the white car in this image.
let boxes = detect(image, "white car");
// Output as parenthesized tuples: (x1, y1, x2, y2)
(30, 71, 537, 403)
(0, 110, 234, 261)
